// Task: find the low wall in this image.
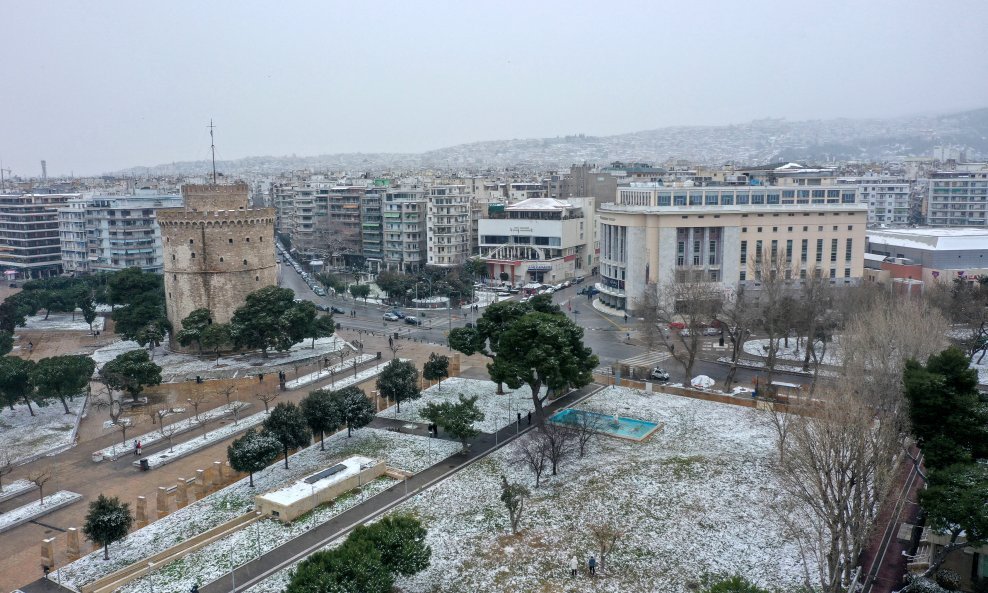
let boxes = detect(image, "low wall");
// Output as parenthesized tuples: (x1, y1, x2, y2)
(591, 374, 801, 415)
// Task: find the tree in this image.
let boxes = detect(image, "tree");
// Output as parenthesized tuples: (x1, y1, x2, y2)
(135, 321, 167, 357)
(230, 286, 312, 356)
(0, 331, 12, 357)
(306, 314, 336, 349)
(514, 432, 549, 488)
(262, 402, 311, 468)
(700, 575, 772, 593)
(646, 280, 723, 380)
(82, 494, 134, 560)
(0, 299, 31, 333)
(28, 467, 53, 505)
(258, 391, 279, 414)
(112, 301, 168, 344)
(422, 353, 449, 390)
(569, 410, 600, 458)
(99, 350, 162, 402)
(539, 421, 575, 476)
(348, 514, 431, 577)
(377, 358, 420, 413)
(107, 267, 164, 306)
(493, 312, 597, 419)
(349, 283, 371, 303)
(0, 450, 13, 492)
(448, 299, 532, 394)
(500, 476, 530, 534)
(286, 539, 393, 593)
(419, 394, 484, 453)
(915, 462, 988, 578)
(80, 299, 98, 334)
(749, 245, 799, 385)
(0, 356, 38, 415)
(227, 428, 282, 487)
(31, 355, 95, 414)
(175, 308, 212, 354)
(200, 323, 232, 361)
(717, 286, 757, 391)
(331, 386, 374, 437)
(301, 389, 343, 450)
(588, 519, 625, 574)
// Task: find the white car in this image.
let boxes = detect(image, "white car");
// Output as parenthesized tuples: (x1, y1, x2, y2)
(545, 287, 555, 294)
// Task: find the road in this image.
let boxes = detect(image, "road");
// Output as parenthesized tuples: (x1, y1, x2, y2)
(279, 265, 809, 389)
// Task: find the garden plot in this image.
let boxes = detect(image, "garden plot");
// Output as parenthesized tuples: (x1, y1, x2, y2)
(0, 491, 82, 533)
(0, 396, 85, 465)
(0, 479, 36, 503)
(134, 412, 268, 469)
(742, 337, 842, 367)
(22, 312, 104, 332)
(90, 336, 352, 382)
(58, 428, 459, 591)
(377, 377, 545, 433)
(370, 386, 812, 593)
(285, 353, 376, 389)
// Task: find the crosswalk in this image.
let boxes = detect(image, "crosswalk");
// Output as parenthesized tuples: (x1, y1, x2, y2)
(619, 350, 673, 367)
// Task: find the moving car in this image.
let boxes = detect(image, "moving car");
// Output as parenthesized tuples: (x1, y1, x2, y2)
(383, 313, 400, 321)
(391, 309, 406, 319)
(404, 316, 422, 326)
(649, 367, 671, 381)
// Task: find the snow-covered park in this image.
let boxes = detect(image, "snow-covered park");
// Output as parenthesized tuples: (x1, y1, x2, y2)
(22, 312, 105, 332)
(0, 396, 85, 465)
(742, 337, 843, 367)
(58, 427, 460, 591)
(90, 335, 352, 382)
(377, 377, 544, 433)
(269, 385, 812, 593)
(0, 491, 82, 534)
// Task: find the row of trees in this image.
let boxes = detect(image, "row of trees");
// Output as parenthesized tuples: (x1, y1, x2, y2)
(0, 354, 96, 414)
(372, 259, 487, 306)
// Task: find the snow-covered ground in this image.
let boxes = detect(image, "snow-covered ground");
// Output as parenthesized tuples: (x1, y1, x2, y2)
(91, 336, 352, 382)
(377, 377, 545, 433)
(59, 428, 459, 590)
(94, 403, 253, 461)
(971, 353, 988, 385)
(0, 396, 85, 465)
(0, 491, 82, 533)
(339, 386, 812, 593)
(0, 479, 36, 503)
(742, 337, 842, 367)
(22, 312, 104, 332)
(134, 411, 268, 469)
(284, 354, 375, 389)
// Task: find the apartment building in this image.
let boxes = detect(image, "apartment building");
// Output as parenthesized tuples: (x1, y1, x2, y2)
(597, 183, 867, 313)
(360, 187, 385, 273)
(426, 185, 472, 268)
(478, 197, 594, 286)
(839, 176, 913, 226)
(58, 192, 182, 274)
(383, 188, 427, 272)
(926, 170, 988, 227)
(0, 193, 76, 279)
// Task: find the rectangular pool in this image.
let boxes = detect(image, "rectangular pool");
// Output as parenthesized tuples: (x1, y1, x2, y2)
(549, 408, 661, 441)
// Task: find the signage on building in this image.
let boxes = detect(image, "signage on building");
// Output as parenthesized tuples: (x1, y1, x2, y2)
(509, 226, 533, 233)
(527, 264, 552, 271)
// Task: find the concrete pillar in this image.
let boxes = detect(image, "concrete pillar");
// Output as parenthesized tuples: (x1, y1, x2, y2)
(156, 487, 169, 518)
(450, 353, 461, 376)
(135, 496, 147, 526)
(41, 538, 55, 570)
(213, 461, 224, 484)
(66, 528, 80, 560)
(195, 469, 207, 498)
(175, 480, 188, 508)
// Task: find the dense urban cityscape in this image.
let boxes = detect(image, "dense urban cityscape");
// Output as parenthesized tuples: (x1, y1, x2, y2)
(2, 3, 988, 593)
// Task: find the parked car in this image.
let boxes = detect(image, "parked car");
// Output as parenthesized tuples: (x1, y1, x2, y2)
(649, 367, 671, 382)
(507, 287, 519, 294)
(391, 309, 406, 319)
(703, 326, 721, 336)
(331, 306, 346, 315)
(383, 313, 400, 321)
(404, 316, 422, 326)
(545, 287, 555, 294)
(314, 288, 326, 296)
(668, 321, 686, 330)
(562, 280, 572, 288)
(575, 276, 585, 284)
(315, 303, 330, 312)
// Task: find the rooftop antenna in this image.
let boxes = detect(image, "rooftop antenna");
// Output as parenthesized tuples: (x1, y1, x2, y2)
(208, 119, 217, 184)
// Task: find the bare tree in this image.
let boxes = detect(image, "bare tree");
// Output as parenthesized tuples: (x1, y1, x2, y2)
(388, 339, 404, 361)
(29, 467, 53, 505)
(337, 345, 352, 370)
(157, 414, 178, 453)
(351, 354, 361, 378)
(228, 399, 250, 425)
(717, 285, 757, 391)
(588, 519, 625, 574)
(186, 390, 210, 440)
(749, 245, 799, 385)
(514, 432, 549, 488)
(644, 280, 723, 380)
(258, 391, 279, 414)
(540, 421, 576, 476)
(0, 449, 13, 492)
(793, 269, 836, 387)
(220, 384, 237, 408)
(569, 411, 600, 458)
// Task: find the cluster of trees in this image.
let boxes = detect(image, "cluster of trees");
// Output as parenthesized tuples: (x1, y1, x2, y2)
(448, 294, 597, 418)
(285, 514, 430, 593)
(374, 259, 486, 306)
(0, 354, 96, 414)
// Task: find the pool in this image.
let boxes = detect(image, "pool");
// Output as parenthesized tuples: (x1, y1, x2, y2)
(549, 408, 661, 441)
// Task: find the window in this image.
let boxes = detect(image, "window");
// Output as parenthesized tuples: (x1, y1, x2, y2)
(742, 227, 747, 233)
(830, 269, 836, 279)
(189, 239, 194, 244)
(787, 226, 793, 232)
(243, 259, 248, 265)
(246, 237, 250, 243)
(771, 240, 778, 260)
(674, 194, 687, 206)
(830, 238, 838, 262)
(786, 240, 793, 263)
(847, 225, 853, 231)
(255, 276, 260, 281)
(844, 268, 851, 278)
(803, 226, 808, 231)
(705, 194, 718, 205)
(229, 238, 233, 243)
(190, 252, 195, 258)
(752, 194, 765, 205)
(833, 226, 838, 231)
(709, 240, 717, 265)
(172, 254, 175, 260)
(709, 270, 719, 281)
(740, 240, 747, 264)
(658, 194, 671, 206)
(800, 269, 807, 279)
(767, 193, 780, 205)
(816, 239, 823, 262)
(772, 227, 778, 232)
(757, 227, 763, 233)
(801, 239, 808, 263)
(755, 240, 763, 263)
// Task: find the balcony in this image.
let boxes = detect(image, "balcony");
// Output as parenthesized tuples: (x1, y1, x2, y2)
(595, 282, 625, 298)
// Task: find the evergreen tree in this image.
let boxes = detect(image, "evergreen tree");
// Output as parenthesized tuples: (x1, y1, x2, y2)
(348, 514, 431, 577)
(99, 350, 162, 401)
(82, 494, 134, 560)
(331, 386, 374, 437)
(376, 358, 420, 413)
(227, 428, 281, 487)
(422, 353, 449, 391)
(285, 539, 393, 593)
(301, 389, 342, 449)
(0, 356, 38, 414)
(419, 394, 484, 453)
(175, 308, 213, 353)
(31, 355, 95, 413)
(262, 402, 311, 468)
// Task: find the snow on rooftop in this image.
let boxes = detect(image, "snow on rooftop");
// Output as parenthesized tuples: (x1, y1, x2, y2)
(258, 456, 375, 506)
(505, 197, 574, 210)
(867, 227, 988, 251)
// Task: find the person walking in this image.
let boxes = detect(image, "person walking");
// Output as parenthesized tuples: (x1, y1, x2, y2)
(569, 555, 578, 577)
(527, 411, 532, 425)
(136, 440, 142, 456)
(516, 412, 521, 426)
(588, 555, 597, 576)
(27, 341, 33, 353)
(133, 440, 139, 456)
(623, 313, 628, 323)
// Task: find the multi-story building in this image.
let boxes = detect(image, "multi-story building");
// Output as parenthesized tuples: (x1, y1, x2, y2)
(596, 183, 867, 313)
(478, 197, 594, 286)
(58, 192, 182, 274)
(383, 188, 427, 272)
(926, 170, 988, 226)
(0, 193, 76, 279)
(508, 182, 546, 203)
(839, 177, 912, 226)
(427, 185, 472, 268)
(324, 185, 365, 267)
(360, 187, 385, 273)
(865, 228, 988, 289)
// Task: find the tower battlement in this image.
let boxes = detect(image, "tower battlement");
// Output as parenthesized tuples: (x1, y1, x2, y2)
(181, 182, 250, 211)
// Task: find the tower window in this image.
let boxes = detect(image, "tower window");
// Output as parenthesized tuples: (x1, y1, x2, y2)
(243, 259, 248, 265)
(246, 238, 250, 243)
(259, 237, 263, 242)
(220, 257, 224, 262)
(189, 239, 194, 244)
(229, 238, 233, 244)
(172, 254, 175, 261)
(255, 276, 259, 281)
(191, 253, 195, 258)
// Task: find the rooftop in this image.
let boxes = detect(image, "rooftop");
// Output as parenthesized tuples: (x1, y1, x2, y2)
(867, 227, 988, 251)
(258, 456, 376, 506)
(505, 197, 575, 211)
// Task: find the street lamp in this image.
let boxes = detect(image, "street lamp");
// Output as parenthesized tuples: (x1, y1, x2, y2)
(447, 290, 460, 351)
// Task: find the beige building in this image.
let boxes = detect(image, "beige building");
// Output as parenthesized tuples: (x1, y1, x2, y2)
(255, 457, 384, 522)
(160, 183, 276, 349)
(597, 183, 867, 312)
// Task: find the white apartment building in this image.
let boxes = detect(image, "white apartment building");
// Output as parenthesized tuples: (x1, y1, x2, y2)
(0, 193, 77, 279)
(426, 185, 472, 268)
(839, 176, 913, 225)
(597, 183, 867, 313)
(926, 170, 988, 226)
(478, 197, 594, 285)
(383, 188, 427, 272)
(59, 192, 182, 274)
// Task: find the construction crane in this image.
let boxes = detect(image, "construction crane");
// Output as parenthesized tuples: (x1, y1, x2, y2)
(0, 164, 10, 193)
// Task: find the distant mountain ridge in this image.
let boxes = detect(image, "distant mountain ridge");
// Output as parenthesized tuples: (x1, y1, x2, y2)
(115, 108, 988, 176)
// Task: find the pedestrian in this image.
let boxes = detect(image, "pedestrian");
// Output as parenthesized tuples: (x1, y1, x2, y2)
(624, 313, 628, 323)
(517, 412, 521, 425)
(190, 584, 199, 593)
(570, 555, 578, 577)
(28, 341, 33, 353)
(258, 373, 264, 382)
(588, 555, 596, 576)
(527, 411, 532, 425)
(133, 439, 139, 456)
(136, 440, 142, 456)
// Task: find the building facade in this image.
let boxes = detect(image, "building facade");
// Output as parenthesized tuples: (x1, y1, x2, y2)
(426, 185, 472, 268)
(383, 188, 427, 272)
(926, 170, 988, 226)
(360, 188, 385, 273)
(865, 227, 988, 287)
(58, 193, 182, 274)
(160, 183, 276, 350)
(478, 197, 594, 285)
(844, 177, 912, 226)
(0, 193, 76, 279)
(597, 183, 867, 312)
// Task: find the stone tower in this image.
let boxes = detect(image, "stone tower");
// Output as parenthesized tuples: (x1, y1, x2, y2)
(160, 182, 277, 351)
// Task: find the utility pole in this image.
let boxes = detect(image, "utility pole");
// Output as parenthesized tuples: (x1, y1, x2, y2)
(208, 119, 217, 184)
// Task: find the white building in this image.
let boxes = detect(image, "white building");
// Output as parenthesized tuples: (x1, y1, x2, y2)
(926, 170, 988, 226)
(427, 185, 472, 268)
(478, 197, 594, 285)
(383, 188, 427, 272)
(841, 176, 913, 226)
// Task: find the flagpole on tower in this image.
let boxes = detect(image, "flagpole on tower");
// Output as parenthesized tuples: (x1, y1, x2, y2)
(208, 119, 217, 184)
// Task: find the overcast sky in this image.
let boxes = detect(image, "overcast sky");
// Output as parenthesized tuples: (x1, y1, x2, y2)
(2, 0, 987, 176)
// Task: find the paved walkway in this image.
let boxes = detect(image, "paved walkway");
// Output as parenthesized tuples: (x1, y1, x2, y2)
(195, 383, 603, 593)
